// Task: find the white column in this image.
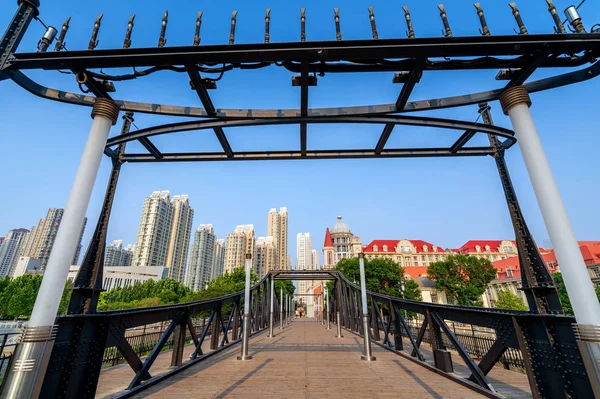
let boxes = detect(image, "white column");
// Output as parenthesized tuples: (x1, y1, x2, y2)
(501, 87, 600, 325)
(30, 100, 118, 327)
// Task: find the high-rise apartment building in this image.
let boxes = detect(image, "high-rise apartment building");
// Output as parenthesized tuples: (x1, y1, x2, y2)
(132, 191, 194, 283)
(104, 240, 135, 266)
(166, 195, 194, 282)
(211, 239, 225, 281)
(297, 233, 313, 296)
(0, 229, 30, 277)
(20, 208, 86, 270)
(255, 236, 276, 278)
(224, 225, 255, 273)
(312, 249, 319, 271)
(187, 224, 216, 291)
(267, 207, 289, 270)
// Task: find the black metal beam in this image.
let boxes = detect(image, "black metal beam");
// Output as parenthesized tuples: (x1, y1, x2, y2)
(505, 52, 549, 89)
(122, 147, 494, 163)
(450, 130, 477, 153)
(8, 34, 600, 71)
(185, 65, 233, 157)
(300, 62, 309, 156)
(138, 137, 162, 159)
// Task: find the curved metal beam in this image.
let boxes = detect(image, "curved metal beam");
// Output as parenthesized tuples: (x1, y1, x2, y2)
(9, 60, 600, 118)
(105, 115, 516, 149)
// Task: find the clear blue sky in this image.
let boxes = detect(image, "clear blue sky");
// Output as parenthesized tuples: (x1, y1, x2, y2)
(1, 0, 599, 266)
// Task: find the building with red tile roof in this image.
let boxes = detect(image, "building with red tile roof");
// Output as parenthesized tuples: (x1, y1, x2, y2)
(457, 240, 520, 263)
(362, 239, 452, 270)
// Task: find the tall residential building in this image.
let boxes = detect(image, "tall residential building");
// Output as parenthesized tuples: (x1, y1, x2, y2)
(312, 249, 319, 271)
(20, 208, 86, 270)
(166, 195, 194, 282)
(267, 207, 289, 270)
(224, 225, 256, 274)
(187, 224, 216, 291)
(0, 229, 30, 277)
(132, 191, 194, 283)
(105, 240, 124, 266)
(255, 236, 276, 278)
(211, 239, 225, 280)
(133, 191, 173, 268)
(297, 233, 313, 298)
(104, 240, 135, 266)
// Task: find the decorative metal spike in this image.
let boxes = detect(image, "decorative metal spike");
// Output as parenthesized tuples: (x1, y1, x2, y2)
(474, 3, 490, 36)
(334, 8, 342, 41)
(509, 2, 528, 35)
(158, 10, 168, 47)
(402, 6, 415, 39)
(54, 16, 70, 51)
(123, 14, 135, 49)
(265, 9, 271, 43)
(88, 14, 103, 50)
(546, 0, 566, 34)
(368, 7, 378, 40)
(230, 10, 238, 45)
(300, 8, 306, 42)
(194, 12, 203, 46)
(438, 4, 452, 38)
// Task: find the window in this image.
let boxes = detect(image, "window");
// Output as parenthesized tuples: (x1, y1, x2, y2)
(400, 245, 411, 253)
(433, 246, 438, 252)
(492, 255, 497, 261)
(594, 269, 600, 278)
(373, 245, 378, 252)
(502, 245, 513, 253)
(546, 261, 554, 269)
(423, 245, 428, 252)
(421, 256, 426, 262)
(382, 245, 388, 252)
(506, 267, 513, 277)
(485, 245, 491, 252)
(476, 245, 481, 253)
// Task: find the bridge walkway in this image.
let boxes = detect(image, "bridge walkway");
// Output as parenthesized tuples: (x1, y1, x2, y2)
(109, 319, 491, 399)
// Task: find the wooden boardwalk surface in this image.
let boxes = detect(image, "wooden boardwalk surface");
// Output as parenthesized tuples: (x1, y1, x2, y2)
(105, 319, 496, 399)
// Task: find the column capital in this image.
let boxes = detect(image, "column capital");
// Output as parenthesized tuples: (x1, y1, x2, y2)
(499, 86, 531, 115)
(91, 98, 120, 125)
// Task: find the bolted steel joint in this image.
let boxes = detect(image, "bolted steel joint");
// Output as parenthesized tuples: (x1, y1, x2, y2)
(500, 86, 531, 115)
(91, 98, 120, 125)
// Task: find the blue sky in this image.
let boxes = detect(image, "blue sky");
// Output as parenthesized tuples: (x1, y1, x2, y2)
(1, 0, 599, 266)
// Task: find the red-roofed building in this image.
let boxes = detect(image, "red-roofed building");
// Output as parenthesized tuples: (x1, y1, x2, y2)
(322, 216, 356, 269)
(458, 240, 519, 262)
(362, 239, 452, 270)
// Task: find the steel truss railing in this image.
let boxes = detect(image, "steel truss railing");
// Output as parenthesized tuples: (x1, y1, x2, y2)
(37, 274, 283, 399)
(330, 274, 594, 399)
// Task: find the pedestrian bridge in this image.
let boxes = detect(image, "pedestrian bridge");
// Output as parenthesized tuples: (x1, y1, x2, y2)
(98, 319, 526, 399)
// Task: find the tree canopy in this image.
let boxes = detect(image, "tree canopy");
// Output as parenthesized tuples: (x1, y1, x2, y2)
(98, 278, 190, 311)
(180, 267, 260, 302)
(494, 290, 528, 311)
(427, 254, 497, 306)
(333, 257, 422, 301)
(0, 275, 45, 319)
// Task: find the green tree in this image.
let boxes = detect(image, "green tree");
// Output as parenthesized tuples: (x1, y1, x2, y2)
(5, 275, 43, 319)
(427, 255, 497, 306)
(494, 290, 527, 311)
(551, 271, 600, 315)
(98, 278, 190, 311)
(333, 257, 422, 301)
(180, 267, 259, 302)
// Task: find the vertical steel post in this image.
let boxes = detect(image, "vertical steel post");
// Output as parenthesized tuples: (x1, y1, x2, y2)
(0, 0, 40, 81)
(3, 99, 120, 399)
(268, 276, 274, 337)
(326, 288, 331, 329)
(279, 288, 284, 329)
(500, 86, 600, 395)
(237, 254, 253, 360)
(358, 253, 376, 361)
(321, 293, 325, 325)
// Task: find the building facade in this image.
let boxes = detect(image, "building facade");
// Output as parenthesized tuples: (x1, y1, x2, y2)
(224, 225, 256, 273)
(132, 191, 194, 283)
(187, 224, 216, 291)
(362, 239, 451, 270)
(165, 195, 194, 282)
(457, 240, 520, 263)
(68, 265, 168, 291)
(211, 239, 225, 280)
(311, 249, 319, 271)
(104, 240, 124, 267)
(20, 208, 86, 270)
(255, 236, 276, 278)
(323, 216, 355, 269)
(297, 233, 314, 300)
(0, 228, 30, 277)
(267, 207, 289, 270)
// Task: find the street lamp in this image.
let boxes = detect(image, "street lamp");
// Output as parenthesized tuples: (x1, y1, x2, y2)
(400, 280, 408, 321)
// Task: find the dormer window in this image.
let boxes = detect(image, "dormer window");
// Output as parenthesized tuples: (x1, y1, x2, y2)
(382, 245, 388, 252)
(373, 245, 378, 252)
(476, 245, 481, 253)
(433, 246, 438, 252)
(400, 245, 411, 253)
(423, 245, 428, 252)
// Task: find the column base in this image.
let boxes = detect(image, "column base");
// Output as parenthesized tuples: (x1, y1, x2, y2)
(361, 355, 376, 361)
(237, 355, 253, 361)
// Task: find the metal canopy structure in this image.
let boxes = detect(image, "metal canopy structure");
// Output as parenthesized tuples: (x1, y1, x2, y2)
(2, 1, 600, 398)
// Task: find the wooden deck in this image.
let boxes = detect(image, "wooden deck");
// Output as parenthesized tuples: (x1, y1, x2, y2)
(99, 319, 507, 399)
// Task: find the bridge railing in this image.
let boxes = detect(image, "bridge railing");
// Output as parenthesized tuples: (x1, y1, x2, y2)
(39, 274, 279, 399)
(0, 332, 19, 390)
(332, 274, 593, 399)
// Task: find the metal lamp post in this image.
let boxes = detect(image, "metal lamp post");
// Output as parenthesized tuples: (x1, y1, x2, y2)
(358, 253, 376, 361)
(279, 288, 284, 329)
(268, 277, 274, 337)
(500, 86, 600, 395)
(326, 287, 331, 329)
(401, 280, 408, 321)
(3, 99, 120, 398)
(237, 253, 253, 360)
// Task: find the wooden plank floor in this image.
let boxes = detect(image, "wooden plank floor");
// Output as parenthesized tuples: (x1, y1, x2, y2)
(117, 319, 489, 399)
